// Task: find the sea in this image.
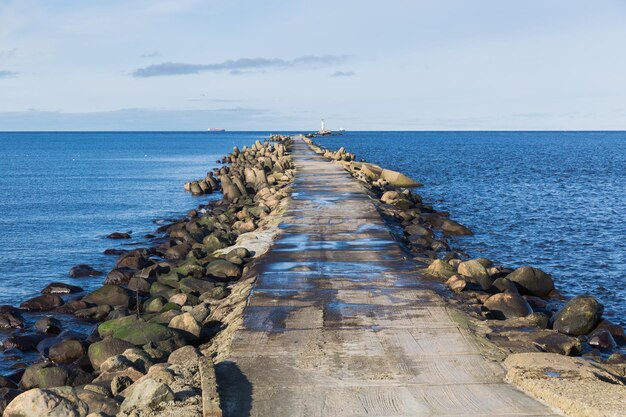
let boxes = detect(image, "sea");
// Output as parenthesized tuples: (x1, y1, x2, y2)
(0, 131, 623, 348)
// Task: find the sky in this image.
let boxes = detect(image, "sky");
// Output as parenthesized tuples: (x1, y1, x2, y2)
(1, 0, 626, 131)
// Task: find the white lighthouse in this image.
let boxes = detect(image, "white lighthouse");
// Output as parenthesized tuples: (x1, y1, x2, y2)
(321, 119, 326, 132)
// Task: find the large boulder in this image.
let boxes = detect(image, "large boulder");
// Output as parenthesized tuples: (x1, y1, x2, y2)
(457, 259, 492, 289)
(553, 295, 604, 336)
(97, 315, 138, 338)
(103, 268, 134, 285)
(19, 364, 71, 389)
(168, 312, 201, 340)
(483, 293, 533, 319)
(82, 285, 131, 308)
(506, 266, 554, 297)
(48, 339, 86, 364)
(34, 316, 62, 334)
(3, 388, 88, 417)
(88, 338, 136, 370)
(439, 219, 473, 236)
(168, 345, 202, 365)
(380, 169, 421, 187)
(179, 277, 216, 295)
(120, 378, 174, 412)
(68, 264, 102, 278)
(111, 321, 181, 346)
(205, 259, 241, 280)
(20, 294, 64, 311)
(424, 260, 456, 279)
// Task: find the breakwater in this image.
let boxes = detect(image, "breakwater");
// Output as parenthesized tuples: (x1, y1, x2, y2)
(0, 133, 624, 417)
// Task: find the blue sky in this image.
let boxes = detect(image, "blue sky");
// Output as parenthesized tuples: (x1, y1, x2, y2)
(1, 0, 626, 130)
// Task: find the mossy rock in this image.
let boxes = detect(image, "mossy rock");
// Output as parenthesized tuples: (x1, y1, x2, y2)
(424, 260, 456, 279)
(171, 263, 205, 278)
(144, 296, 166, 313)
(205, 259, 242, 280)
(160, 302, 181, 313)
(150, 281, 175, 297)
(20, 364, 71, 389)
(201, 234, 228, 254)
(82, 285, 131, 308)
(88, 338, 136, 370)
(111, 320, 179, 346)
(98, 315, 139, 338)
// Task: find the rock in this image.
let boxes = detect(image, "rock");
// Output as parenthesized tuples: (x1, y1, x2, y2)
(439, 219, 473, 236)
(74, 305, 111, 321)
(106, 232, 131, 239)
(120, 378, 174, 412)
(104, 248, 126, 255)
(103, 268, 134, 285)
(98, 315, 138, 338)
(594, 320, 626, 345)
(82, 285, 131, 308)
(483, 293, 533, 319)
(100, 355, 134, 373)
(506, 266, 554, 297)
(144, 296, 166, 313)
(2, 334, 46, 351)
(69, 264, 103, 278)
(530, 332, 582, 356)
(120, 348, 153, 373)
(588, 329, 617, 351)
(49, 339, 86, 364)
(111, 375, 133, 396)
(446, 275, 467, 293)
(164, 243, 191, 260)
(380, 169, 421, 187)
(190, 303, 210, 323)
(168, 312, 201, 340)
(42, 282, 83, 294)
(491, 278, 518, 294)
(553, 295, 604, 336)
(35, 316, 62, 334)
(179, 277, 215, 295)
(20, 364, 70, 389)
(425, 259, 456, 278)
(115, 250, 149, 270)
(20, 294, 64, 311)
(88, 338, 136, 370)
(112, 321, 180, 346)
(205, 259, 241, 280)
(0, 307, 24, 329)
(167, 345, 202, 365)
(457, 259, 492, 289)
(3, 388, 88, 417)
(219, 175, 242, 202)
(75, 388, 120, 416)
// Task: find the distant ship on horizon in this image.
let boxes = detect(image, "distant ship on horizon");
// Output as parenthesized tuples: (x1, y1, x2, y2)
(207, 128, 225, 132)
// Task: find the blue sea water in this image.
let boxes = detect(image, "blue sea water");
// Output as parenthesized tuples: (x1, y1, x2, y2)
(322, 131, 626, 325)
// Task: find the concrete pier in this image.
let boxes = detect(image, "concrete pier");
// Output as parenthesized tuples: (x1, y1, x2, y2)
(218, 137, 560, 416)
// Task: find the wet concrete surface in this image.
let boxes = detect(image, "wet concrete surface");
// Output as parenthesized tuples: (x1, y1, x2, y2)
(218, 136, 561, 416)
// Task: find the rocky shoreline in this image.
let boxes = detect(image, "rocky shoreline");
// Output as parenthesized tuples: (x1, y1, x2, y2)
(302, 135, 626, 417)
(0, 136, 294, 416)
